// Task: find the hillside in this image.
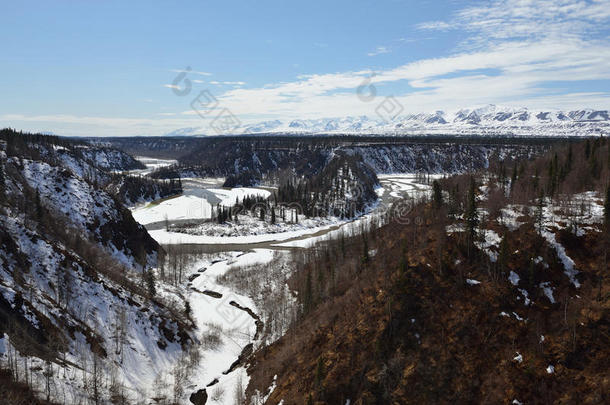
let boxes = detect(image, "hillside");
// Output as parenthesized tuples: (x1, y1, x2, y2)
(143, 136, 553, 187)
(244, 138, 610, 404)
(0, 130, 193, 403)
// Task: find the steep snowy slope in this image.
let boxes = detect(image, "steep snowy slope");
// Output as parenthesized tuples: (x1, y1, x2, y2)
(75, 145, 145, 171)
(19, 159, 158, 269)
(0, 131, 193, 403)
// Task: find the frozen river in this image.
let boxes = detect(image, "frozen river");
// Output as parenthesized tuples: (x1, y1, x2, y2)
(129, 157, 434, 404)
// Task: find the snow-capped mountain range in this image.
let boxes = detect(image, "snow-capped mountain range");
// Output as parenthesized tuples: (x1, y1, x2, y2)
(166, 105, 610, 137)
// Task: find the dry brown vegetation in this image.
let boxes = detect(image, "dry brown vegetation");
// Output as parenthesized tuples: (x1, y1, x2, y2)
(245, 138, 609, 404)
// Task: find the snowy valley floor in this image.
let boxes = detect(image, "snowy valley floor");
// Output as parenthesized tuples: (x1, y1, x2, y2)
(129, 174, 436, 403)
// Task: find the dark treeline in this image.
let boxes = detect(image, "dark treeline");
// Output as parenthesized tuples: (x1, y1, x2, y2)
(217, 154, 379, 224)
(97, 133, 573, 160)
(275, 153, 379, 218)
(1, 128, 144, 171)
(110, 174, 183, 206)
(1, 128, 83, 162)
(144, 134, 564, 184)
(148, 166, 183, 180)
(213, 194, 267, 224)
(479, 136, 610, 212)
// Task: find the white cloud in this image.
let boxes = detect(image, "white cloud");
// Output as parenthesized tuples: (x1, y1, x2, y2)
(416, 21, 451, 31)
(170, 68, 212, 76)
(368, 46, 390, 56)
(204, 0, 610, 119)
(203, 37, 609, 119)
(421, 0, 610, 49)
(209, 80, 246, 86)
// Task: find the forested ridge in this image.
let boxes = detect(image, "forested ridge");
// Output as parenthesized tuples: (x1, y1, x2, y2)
(246, 137, 609, 404)
(145, 135, 556, 188)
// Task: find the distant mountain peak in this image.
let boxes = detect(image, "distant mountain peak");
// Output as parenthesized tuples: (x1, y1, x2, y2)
(164, 106, 610, 137)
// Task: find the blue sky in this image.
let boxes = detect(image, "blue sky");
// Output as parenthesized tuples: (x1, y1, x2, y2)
(1, 0, 610, 136)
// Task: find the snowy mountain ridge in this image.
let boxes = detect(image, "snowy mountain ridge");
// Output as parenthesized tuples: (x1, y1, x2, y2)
(166, 105, 610, 137)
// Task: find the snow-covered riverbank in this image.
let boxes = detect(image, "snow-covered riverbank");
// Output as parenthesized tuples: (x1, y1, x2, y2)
(130, 173, 434, 403)
(184, 249, 276, 405)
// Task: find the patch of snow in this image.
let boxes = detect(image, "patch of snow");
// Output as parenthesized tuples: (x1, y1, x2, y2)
(446, 223, 466, 233)
(540, 230, 580, 288)
(500, 205, 526, 230)
(475, 229, 501, 262)
(518, 289, 531, 306)
(512, 312, 525, 322)
(539, 282, 556, 303)
(249, 373, 278, 404)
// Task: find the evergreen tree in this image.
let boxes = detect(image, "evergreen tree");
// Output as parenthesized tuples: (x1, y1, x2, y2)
(35, 188, 43, 222)
(271, 205, 276, 224)
(565, 144, 573, 174)
(303, 269, 313, 314)
(546, 154, 555, 196)
(585, 139, 591, 159)
(314, 356, 325, 393)
(465, 177, 478, 256)
(184, 300, 192, 318)
(499, 164, 506, 191)
(528, 257, 536, 289)
(535, 192, 545, 234)
(0, 163, 5, 202)
(432, 180, 443, 209)
(589, 151, 600, 180)
(604, 185, 610, 231)
(510, 165, 517, 192)
(146, 269, 156, 298)
(497, 234, 509, 280)
(361, 234, 369, 265)
(399, 255, 408, 275)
